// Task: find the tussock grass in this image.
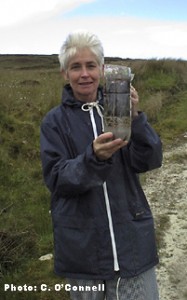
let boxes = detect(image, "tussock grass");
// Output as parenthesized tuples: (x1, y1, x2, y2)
(0, 55, 187, 299)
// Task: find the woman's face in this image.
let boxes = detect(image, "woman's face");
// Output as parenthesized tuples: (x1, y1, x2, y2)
(64, 48, 103, 102)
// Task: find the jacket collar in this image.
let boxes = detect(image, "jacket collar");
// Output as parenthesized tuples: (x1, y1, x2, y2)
(61, 84, 103, 108)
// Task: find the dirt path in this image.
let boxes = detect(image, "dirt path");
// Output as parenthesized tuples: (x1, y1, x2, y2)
(143, 140, 187, 300)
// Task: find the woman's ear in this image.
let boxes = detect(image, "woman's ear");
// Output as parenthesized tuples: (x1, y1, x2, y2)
(61, 70, 68, 81)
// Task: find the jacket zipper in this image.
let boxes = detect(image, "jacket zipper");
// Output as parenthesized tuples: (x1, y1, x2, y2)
(89, 108, 119, 271)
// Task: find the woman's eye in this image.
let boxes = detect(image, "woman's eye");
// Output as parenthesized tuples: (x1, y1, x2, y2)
(88, 64, 96, 69)
(71, 65, 80, 70)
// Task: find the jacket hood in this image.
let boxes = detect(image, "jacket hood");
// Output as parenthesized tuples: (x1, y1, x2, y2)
(61, 84, 104, 108)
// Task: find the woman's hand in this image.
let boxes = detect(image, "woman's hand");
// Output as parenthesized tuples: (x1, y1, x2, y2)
(130, 85, 139, 119)
(93, 132, 127, 161)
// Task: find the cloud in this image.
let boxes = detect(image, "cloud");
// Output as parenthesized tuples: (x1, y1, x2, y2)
(1, 10, 187, 60)
(0, 0, 57, 26)
(0, 0, 95, 26)
(56, 16, 187, 59)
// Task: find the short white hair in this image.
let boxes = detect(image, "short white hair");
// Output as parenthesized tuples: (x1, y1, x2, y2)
(58, 31, 104, 71)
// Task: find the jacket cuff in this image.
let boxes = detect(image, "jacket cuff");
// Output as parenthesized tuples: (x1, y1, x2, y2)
(85, 143, 113, 167)
(132, 111, 146, 126)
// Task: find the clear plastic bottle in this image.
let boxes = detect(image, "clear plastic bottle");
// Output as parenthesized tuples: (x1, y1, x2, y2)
(104, 64, 133, 140)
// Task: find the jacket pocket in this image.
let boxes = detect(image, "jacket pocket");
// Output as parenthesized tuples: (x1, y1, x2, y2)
(53, 216, 99, 275)
(131, 215, 158, 269)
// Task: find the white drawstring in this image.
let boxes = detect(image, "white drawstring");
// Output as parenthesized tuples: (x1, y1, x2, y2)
(82, 100, 120, 281)
(81, 101, 105, 133)
(116, 277, 121, 300)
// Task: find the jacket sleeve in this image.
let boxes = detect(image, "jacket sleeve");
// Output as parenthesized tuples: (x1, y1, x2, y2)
(126, 112, 163, 173)
(40, 119, 112, 197)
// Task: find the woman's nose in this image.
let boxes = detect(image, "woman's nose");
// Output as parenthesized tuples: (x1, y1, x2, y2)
(81, 67, 89, 77)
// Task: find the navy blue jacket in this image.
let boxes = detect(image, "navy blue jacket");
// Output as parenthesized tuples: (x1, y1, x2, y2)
(40, 84, 162, 279)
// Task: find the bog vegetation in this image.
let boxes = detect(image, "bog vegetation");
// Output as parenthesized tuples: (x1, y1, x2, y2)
(0, 55, 187, 299)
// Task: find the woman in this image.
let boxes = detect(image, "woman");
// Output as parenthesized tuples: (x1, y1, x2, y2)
(40, 31, 162, 299)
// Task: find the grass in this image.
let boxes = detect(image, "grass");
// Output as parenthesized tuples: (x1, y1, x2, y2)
(0, 55, 69, 299)
(0, 55, 187, 299)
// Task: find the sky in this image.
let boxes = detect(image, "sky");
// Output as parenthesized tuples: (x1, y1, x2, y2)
(0, 0, 187, 60)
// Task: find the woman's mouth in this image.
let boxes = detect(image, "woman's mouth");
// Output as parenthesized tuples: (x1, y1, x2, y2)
(79, 82, 93, 86)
